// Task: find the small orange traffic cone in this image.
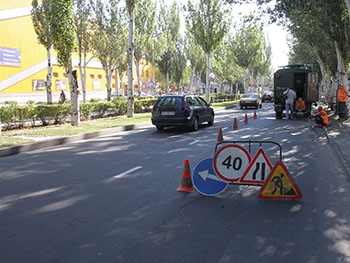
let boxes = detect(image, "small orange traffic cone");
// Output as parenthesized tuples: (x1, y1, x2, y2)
(177, 159, 195, 193)
(253, 110, 257, 119)
(244, 113, 248, 124)
(233, 117, 238, 130)
(216, 126, 223, 143)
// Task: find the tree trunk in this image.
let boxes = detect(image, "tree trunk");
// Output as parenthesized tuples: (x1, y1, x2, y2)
(335, 40, 348, 87)
(82, 61, 87, 103)
(78, 50, 87, 103)
(127, 3, 135, 118)
(178, 78, 182, 94)
(69, 63, 80, 126)
(166, 71, 170, 94)
(106, 70, 112, 101)
(335, 40, 349, 116)
(116, 68, 121, 96)
(135, 60, 142, 96)
(46, 48, 52, 104)
(152, 61, 156, 94)
(205, 52, 210, 103)
(316, 55, 332, 107)
(345, 0, 350, 22)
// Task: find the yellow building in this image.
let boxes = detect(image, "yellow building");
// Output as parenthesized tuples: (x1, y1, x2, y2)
(0, 0, 154, 104)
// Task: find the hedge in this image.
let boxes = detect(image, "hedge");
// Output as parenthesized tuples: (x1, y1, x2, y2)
(0, 94, 237, 131)
(0, 97, 157, 130)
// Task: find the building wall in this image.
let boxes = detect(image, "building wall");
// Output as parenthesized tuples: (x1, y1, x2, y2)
(0, 1, 153, 104)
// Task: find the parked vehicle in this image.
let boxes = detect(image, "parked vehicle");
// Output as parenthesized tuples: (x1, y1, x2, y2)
(274, 64, 318, 119)
(239, 93, 262, 109)
(261, 91, 274, 102)
(151, 94, 214, 131)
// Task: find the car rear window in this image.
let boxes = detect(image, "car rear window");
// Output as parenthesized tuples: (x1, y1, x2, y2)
(156, 97, 183, 108)
(242, 94, 257, 98)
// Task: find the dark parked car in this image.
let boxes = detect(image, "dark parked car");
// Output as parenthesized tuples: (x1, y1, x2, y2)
(239, 93, 262, 109)
(261, 91, 274, 102)
(151, 94, 214, 131)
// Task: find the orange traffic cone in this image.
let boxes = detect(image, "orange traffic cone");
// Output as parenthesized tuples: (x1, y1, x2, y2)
(177, 159, 195, 193)
(253, 110, 257, 119)
(216, 126, 223, 143)
(233, 117, 238, 130)
(244, 113, 248, 124)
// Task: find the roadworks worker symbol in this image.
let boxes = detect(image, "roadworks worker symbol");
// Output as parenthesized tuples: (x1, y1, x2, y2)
(258, 161, 302, 200)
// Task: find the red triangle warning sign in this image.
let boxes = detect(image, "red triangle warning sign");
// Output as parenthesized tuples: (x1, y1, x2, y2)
(239, 148, 273, 185)
(258, 161, 302, 200)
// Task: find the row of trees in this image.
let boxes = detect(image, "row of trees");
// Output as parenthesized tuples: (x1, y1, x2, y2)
(260, 0, 350, 105)
(31, 0, 273, 125)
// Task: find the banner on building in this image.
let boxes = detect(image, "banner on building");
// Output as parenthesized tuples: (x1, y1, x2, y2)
(55, 80, 67, 91)
(33, 80, 45, 91)
(0, 47, 21, 67)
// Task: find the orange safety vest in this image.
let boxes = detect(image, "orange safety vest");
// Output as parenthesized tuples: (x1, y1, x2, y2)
(338, 86, 347, 102)
(319, 109, 329, 126)
(295, 100, 305, 111)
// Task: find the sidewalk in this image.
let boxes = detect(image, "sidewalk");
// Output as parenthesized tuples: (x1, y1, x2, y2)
(324, 110, 350, 181)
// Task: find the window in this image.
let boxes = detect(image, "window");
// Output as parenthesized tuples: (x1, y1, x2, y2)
(186, 96, 195, 106)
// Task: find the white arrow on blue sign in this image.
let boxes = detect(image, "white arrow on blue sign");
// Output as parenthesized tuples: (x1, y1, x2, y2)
(192, 158, 228, 196)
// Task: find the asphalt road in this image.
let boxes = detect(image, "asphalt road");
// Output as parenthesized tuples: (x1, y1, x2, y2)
(1, 103, 350, 263)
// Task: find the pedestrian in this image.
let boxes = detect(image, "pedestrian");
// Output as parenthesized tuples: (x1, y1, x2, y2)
(60, 90, 66, 104)
(295, 97, 306, 116)
(337, 84, 348, 120)
(313, 106, 329, 127)
(283, 87, 296, 120)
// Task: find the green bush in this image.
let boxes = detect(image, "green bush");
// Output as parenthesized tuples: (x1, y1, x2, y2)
(14, 106, 29, 128)
(0, 106, 15, 129)
(50, 104, 70, 124)
(0, 98, 160, 130)
(36, 105, 51, 126)
(111, 97, 127, 115)
(4, 101, 18, 106)
(80, 103, 95, 120)
(94, 101, 114, 118)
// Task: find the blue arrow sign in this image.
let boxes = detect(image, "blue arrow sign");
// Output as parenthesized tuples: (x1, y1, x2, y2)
(192, 158, 228, 196)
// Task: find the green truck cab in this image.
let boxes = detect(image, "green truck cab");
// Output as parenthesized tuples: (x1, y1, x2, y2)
(274, 64, 319, 119)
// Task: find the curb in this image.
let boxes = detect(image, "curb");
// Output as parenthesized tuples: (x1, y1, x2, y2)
(324, 122, 350, 182)
(0, 122, 151, 158)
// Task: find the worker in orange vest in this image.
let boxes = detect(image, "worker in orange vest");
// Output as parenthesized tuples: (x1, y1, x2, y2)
(295, 97, 306, 116)
(337, 84, 348, 120)
(313, 106, 329, 127)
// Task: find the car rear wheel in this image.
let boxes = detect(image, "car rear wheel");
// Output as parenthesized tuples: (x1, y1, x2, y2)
(192, 117, 199, 131)
(208, 113, 214, 126)
(156, 125, 164, 131)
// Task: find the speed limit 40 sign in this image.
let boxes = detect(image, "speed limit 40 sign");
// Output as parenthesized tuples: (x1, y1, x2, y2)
(213, 144, 252, 182)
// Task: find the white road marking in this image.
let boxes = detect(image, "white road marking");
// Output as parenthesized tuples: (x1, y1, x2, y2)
(113, 166, 143, 179)
(189, 140, 200, 145)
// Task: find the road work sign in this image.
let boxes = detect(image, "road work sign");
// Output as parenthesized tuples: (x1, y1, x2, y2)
(192, 158, 228, 196)
(258, 161, 302, 200)
(213, 144, 252, 182)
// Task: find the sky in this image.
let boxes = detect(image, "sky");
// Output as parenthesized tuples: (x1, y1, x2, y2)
(170, 0, 290, 72)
